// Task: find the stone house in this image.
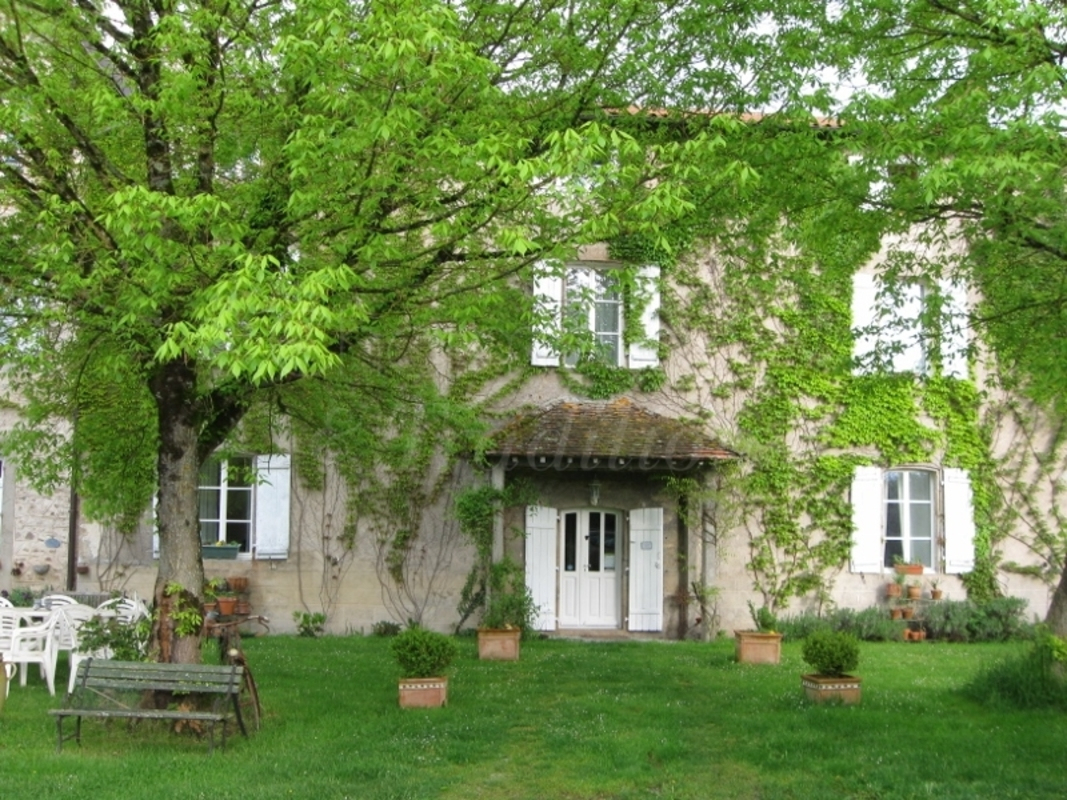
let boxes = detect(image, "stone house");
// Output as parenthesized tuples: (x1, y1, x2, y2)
(0, 237, 1057, 636)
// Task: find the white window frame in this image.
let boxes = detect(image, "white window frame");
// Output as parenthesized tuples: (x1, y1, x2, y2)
(532, 261, 659, 369)
(160, 453, 290, 561)
(852, 273, 968, 378)
(198, 456, 255, 554)
(883, 468, 936, 569)
(849, 465, 975, 575)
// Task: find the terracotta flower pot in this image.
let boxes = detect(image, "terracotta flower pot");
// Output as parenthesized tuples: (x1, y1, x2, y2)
(477, 628, 521, 660)
(216, 596, 237, 616)
(735, 631, 783, 664)
(227, 576, 249, 593)
(886, 583, 902, 598)
(398, 677, 448, 708)
(801, 674, 862, 705)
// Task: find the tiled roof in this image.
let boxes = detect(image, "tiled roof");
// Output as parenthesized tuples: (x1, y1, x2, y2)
(485, 398, 737, 469)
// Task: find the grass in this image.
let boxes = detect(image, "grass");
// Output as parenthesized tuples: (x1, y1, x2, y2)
(1, 635, 1065, 799)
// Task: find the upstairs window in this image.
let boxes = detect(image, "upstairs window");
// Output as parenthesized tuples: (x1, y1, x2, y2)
(852, 273, 968, 378)
(532, 262, 659, 369)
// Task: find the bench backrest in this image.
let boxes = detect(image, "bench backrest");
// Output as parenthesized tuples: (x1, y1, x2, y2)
(70, 659, 243, 702)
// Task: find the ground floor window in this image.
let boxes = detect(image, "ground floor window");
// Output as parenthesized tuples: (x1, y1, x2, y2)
(883, 469, 934, 568)
(198, 456, 254, 553)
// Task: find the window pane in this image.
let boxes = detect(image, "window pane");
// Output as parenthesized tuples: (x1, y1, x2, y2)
(227, 456, 254, 487)
(199, 488, 220, 521)
(227, 488, 252, 523)
(564, 513, 577, 572)
(909, 471, 933, 501)
(200, 521, 219, 545)
(603, 513, 616, 571)
(594, 271, 619, 300)
(886, 471, 900, 500)
(226, 521, 251, 552)
(885, 503, 901, 537)
(588, 512, 600, 572)
(909, 503, 932, 541)
(594, 301, 620, 334)
(199, 459, 222, 486)
(883, 539, 904, 568)
(911, 539, 932, 567)
(595, 333, 620, 365)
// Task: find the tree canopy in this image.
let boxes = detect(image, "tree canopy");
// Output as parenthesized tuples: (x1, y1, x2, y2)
(0, 0, 837, 659)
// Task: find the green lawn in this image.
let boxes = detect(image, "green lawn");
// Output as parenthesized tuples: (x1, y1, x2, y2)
(0, 636, 1064, 799)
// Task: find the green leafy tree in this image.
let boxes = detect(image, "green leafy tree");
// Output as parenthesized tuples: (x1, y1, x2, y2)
(0, 0, 828, 661)
(817, 0, 1067, 633)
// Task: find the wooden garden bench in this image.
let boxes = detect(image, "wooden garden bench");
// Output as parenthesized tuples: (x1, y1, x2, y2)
(49, 658, 247, 753)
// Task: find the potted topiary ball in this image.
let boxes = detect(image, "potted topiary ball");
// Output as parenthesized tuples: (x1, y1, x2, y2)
(800, 630, 862, 704)
(390, 625, 458, 708)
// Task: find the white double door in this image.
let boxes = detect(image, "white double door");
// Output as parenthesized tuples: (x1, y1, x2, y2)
(558, 509, 620, 628)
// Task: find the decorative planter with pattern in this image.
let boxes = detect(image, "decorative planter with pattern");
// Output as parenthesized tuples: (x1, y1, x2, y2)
(398, 677, 449, 708)
(801, 674, 862, 705)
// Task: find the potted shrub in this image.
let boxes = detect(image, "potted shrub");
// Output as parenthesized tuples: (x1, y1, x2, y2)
(906, 580, 922, 600)
(735, 602, 783, 665)
(478, 557, 537, 660)
(800, 630, 862, 704)
(391, 625, 458, 708)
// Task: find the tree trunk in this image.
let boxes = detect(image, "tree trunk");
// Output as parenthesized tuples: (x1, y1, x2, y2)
(1046, 561, 1067, 638)
(149, 360, 205, 664)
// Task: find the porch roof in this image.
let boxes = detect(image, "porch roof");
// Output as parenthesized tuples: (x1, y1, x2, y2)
(484, 398, 738, 470)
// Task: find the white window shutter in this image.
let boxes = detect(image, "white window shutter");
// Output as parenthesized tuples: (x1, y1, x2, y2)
(531, 267, 562, 366)
(850, 466, 883, 572)
(254, 454, 291, 559)
(943, 468, 976, 574)
(893, 282, 926, 374)
(939, 278, 969, 379)
(628, 264, 660, 369)
(628, 507, 664, 631)
(851, 273, 877, 373)
(525, 505, 558, 631)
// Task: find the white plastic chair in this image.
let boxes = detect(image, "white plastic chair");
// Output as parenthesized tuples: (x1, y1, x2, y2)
(41, 594, 79, 609)
(7, 612, 61, 695)
(97, 596, 149, 625)
(2, 660, 14, 697)
(0, 607, 21, 653)
(0, 596, 13, 608)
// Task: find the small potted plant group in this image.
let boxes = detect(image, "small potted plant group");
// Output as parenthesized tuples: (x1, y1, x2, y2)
(735, 602, 783, 665)
(800, 630, 862, 704)
(478, 557, 538, 661)
(391, 625, 458, 708)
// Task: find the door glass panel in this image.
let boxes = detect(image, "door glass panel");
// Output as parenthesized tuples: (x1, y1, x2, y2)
(603, 513, 616, 570)
(564, 513, 577, 572)
(588, 512, 601, 572)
